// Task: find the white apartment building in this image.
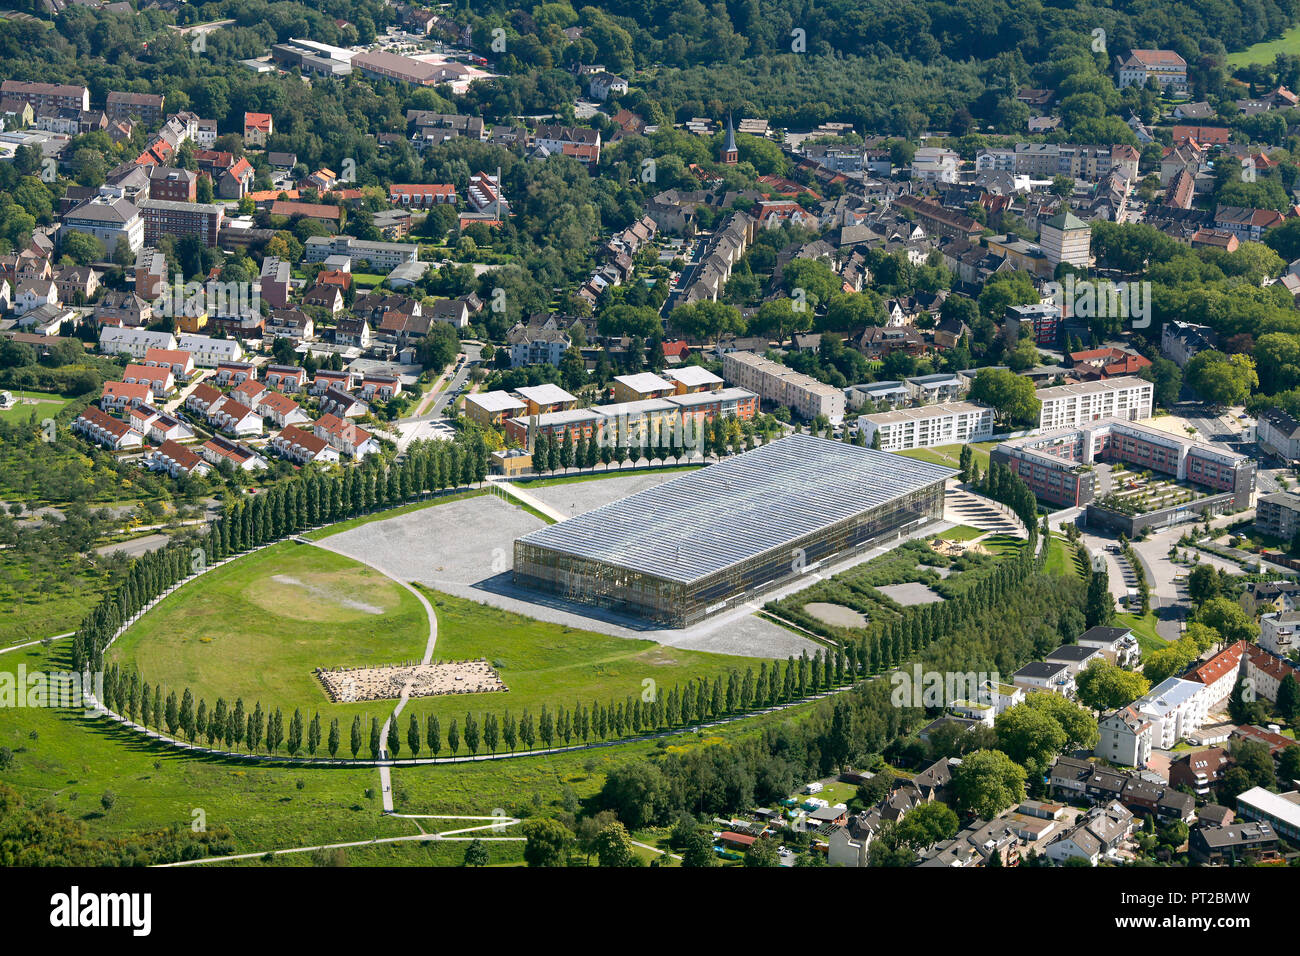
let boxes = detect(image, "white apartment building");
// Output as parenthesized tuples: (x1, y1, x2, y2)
(177, 334, 244, 367)
(857, 401, 994, 452)
(99, 326, 177, 359)
(911, 147, 959, 183)
(62, 195, 144, 257)
(1133, 677, 1208, 750)
(303, 235, 419, 271)
(1036, 376, 1153, 430)
(722, 350, 845, 424)
(1096, 706, 1153, 768)
(1260, 610, 1299, 658)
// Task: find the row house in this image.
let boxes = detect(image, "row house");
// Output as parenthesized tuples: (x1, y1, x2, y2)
(142, 347, 195, 381)
(314, 413, 379, 458)
(122, 362, 174, 396)
(213, 361, 255, 386)
(361, 374, 401, 401)
(143, 409, 194, 444)
(146, 439, 210, 478)
(207, 397, 263, 437)
(271, 425, 340, 464)
(100, 380, 153, 412)
(257, 391, 311, 428)
(310, 369, 360, 395)
(265, 364, 308, 392)
(72, 405, 143, 451)
(200, 435, 268, 472)
(319, 385, 368, 418)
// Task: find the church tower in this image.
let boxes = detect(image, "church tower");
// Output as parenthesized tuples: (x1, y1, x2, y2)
(721, 113, 738, 165)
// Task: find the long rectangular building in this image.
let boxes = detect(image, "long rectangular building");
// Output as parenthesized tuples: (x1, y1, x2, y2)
(1036, 376, 1153, 430)
(501, 387, 758, 449)
(513, 434, 955, 627)
(723, 350, 845, 424)
(858, 401, 994, 452)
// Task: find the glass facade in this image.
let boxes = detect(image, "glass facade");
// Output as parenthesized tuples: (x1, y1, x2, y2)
(512, 479, 946, 627)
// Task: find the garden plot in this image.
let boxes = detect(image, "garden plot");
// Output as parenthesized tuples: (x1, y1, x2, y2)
(1097, 468, 1201, 516)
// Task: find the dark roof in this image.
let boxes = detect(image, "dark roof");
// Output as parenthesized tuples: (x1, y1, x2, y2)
(1046, 644, 1101, 662)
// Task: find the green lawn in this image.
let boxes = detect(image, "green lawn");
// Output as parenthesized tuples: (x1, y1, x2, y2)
(937, 524, 984, 542)
(0, 390, 74, 424)
(1118, 610, 1169, 655)
(1043, 534, 1077, 577)
(108, 535, 781, 736)
(407, 588, 776, 726)
(1227, 25, 1300, 65)
(109, 541, 432, 722)
(896, 441, 997, 471)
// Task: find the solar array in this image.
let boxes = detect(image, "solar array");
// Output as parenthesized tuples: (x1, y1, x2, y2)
(514, 434, 956, 584)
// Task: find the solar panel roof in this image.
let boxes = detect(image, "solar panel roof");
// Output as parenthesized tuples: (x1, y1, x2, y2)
(514, 433, 955, 584)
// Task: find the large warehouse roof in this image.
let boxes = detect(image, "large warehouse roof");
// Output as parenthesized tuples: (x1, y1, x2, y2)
(514, 434, 955, 584)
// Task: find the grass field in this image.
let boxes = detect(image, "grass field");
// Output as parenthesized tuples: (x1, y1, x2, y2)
(109, 541, 432, 721)
(0, 390, 74, 424)
(407, 589, 775, 725)
(1228, 25, 1300, 66)
(109, 536, 780, 736)
(1043, 534, 1078, 577)
(0, 635, 827, 860)
(896, 440, 998, 471)
(937, 524, 984, 542)
(1118, 610, 1169, 654)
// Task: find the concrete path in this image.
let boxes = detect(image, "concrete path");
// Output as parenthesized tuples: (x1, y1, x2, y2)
(299, 537, 439, 813)
(0, 631, 74, 655)
(486, 477, 568, 523)
(155, 814, 524, 867)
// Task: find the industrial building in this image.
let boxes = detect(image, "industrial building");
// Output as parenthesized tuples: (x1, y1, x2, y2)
(512, 435, 955, 627)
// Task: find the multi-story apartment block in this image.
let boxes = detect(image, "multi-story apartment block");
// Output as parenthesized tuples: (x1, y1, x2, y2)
(1260, 609, 1299, 658)
(106, 91, 165, 127)
(722, 350, 845, 424)
(147, 166, 198, 202)
(1257, 491, 1300, 541)
(137, 199, 224, 247)
(302, 235, 418, 271)
(98, 326, 176, 359)
(0, 79, 90, 114)
(858, 402, 994, 452)
(1036, 376, 1153, 429)
(992, 416, 1255, 510)
(62, 196, 143, 257)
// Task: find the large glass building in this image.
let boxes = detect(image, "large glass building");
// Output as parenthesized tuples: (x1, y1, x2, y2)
(512, 434, 955, 627)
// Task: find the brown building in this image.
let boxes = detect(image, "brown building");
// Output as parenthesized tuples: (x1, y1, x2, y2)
(138, 199, 224, 247)
(106, 91, 165, 127)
